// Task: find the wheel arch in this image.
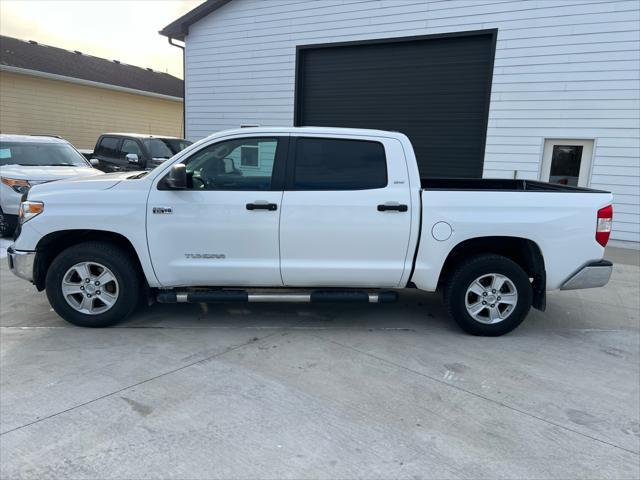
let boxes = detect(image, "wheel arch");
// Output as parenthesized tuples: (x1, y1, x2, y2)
(33, 229, 147, 291)
(438, 236, 546, 311)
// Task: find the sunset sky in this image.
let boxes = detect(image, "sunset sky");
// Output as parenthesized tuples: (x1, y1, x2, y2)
(0, 0, 203, 78)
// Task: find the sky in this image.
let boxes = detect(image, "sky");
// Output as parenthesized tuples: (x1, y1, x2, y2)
(0, 0, 204, 79)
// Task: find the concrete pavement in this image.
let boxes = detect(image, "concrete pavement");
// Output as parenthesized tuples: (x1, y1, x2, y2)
(0, 247, 638, 479)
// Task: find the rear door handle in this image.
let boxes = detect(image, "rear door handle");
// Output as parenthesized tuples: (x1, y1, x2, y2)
(246, 202, 278, 211)
(377, 203, 408, 212)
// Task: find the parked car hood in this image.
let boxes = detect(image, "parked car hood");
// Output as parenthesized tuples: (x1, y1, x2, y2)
(27, 171, 137, 195)
(0, 165, 103, 182)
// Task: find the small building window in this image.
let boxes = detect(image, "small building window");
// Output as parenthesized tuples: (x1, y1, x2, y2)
(541, 139, 594, 188)
(549, 145, 583, 187)
(240, 144, 259, 168)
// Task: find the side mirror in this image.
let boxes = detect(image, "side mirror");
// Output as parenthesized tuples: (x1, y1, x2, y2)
(126, 153, 139, 164)
(89, 158, 100, 167)
(223, 157, 234, 173)
(165, 163, 187, 189)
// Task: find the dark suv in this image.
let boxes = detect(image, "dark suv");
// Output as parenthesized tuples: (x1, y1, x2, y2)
(91, 133, 192, 172)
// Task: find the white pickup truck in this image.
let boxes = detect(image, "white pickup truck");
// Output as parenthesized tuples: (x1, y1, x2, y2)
(8, 127, 614, 335)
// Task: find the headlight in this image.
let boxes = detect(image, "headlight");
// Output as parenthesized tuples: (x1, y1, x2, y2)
(1, 177, 30, 194)
(18, 201, 44, 224)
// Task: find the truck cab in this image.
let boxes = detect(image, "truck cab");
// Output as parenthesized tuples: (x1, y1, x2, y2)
(150, 131, 416, 288)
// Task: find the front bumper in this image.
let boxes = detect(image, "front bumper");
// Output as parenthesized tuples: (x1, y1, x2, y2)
(560, 260, 613, 290)
(7, 246, 36, 282)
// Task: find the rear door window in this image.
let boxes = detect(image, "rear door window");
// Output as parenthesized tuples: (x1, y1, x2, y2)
(292, 138, 387, 190)
(97, 137, 120, 158)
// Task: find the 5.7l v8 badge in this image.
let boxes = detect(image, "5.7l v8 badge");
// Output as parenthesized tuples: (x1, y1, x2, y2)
(184, 253, 226, 259)
(152, 207, 173, 214)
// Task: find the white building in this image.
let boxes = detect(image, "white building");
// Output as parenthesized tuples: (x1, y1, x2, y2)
(161, 0, 640, 247)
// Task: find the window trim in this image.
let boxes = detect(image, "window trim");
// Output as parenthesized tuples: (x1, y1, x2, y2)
(284, 136, 388, 191)
(157, 135, 288, 191)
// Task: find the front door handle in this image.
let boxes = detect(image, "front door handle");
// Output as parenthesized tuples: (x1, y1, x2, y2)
(378, 203, 408, 212)
(246, 202, 278, 211)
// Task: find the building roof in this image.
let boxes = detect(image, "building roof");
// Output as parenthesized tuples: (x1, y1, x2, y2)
(0, 35, 183, 98)
(160, 0, 232, 40)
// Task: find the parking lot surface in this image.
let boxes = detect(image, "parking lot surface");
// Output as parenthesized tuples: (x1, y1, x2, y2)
(1, 245, 638, 479)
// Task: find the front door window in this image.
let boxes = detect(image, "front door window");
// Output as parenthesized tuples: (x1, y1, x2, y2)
(184, 138, 279, 191)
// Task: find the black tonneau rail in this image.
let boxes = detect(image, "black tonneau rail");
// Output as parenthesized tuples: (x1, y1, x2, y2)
(421, 178, 609, 193)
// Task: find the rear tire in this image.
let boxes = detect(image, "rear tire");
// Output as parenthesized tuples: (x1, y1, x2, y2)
(46, 242, 140, 327)
(445, 254, 532, 336)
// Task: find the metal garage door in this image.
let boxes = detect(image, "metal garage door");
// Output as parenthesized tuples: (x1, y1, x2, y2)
(294, 30, 497, 178)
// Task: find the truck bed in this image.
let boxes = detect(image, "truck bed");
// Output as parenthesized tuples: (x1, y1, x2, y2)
(421, 178, 609, 193)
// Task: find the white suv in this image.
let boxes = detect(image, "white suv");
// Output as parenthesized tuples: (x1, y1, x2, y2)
(0, 135, 103, 236)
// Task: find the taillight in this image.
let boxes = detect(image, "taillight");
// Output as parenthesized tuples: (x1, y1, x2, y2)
(596, 205, 613, 247)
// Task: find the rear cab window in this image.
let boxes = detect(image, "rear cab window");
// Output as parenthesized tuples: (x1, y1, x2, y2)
(291, 137, 387, 190)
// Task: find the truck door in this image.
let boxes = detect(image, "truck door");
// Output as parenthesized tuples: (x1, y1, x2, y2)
(147, 135, 287, 287)
(279, 136, 412, 287)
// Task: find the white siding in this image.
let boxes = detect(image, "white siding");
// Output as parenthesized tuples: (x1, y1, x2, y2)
(184, 0, 640, 244)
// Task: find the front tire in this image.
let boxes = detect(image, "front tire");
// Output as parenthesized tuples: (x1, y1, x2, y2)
(46, 242, 140, 327)
(445, 254, 532, 336)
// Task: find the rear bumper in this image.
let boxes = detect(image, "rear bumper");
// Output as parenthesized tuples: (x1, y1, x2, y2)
(560, 260, 613, 290)
(7, 246, 36, 283)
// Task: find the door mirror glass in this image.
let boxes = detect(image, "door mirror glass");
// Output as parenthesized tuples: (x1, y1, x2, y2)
(165, 163, 187, 189)
(89, 158, 100, 167)
(126, 153, 139, 164)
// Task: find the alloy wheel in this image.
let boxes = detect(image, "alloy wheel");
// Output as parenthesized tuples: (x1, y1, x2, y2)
(61, 262, 119, 315)
(465, 273, 518, 324)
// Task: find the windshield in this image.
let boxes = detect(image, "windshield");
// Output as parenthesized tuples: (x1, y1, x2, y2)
(143, 138, 192, 159)
(0, 141, 89, 167)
